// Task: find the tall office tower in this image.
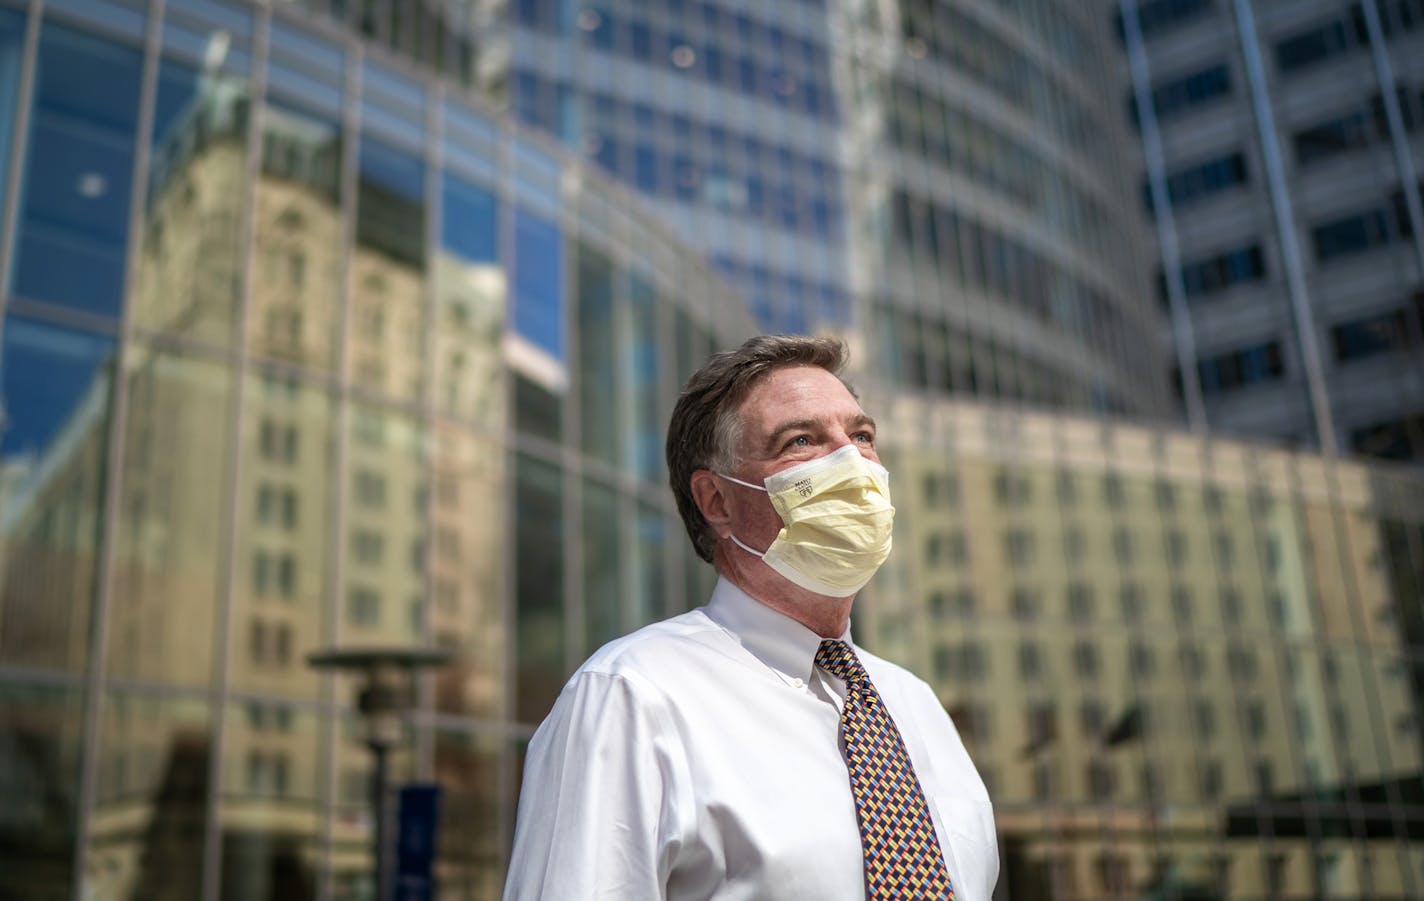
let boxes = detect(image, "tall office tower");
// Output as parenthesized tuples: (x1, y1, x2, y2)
(506, 1, 1177, 417)
(848, 0, 1174, 419)
(1120, 0, 1424, 461)
(509, 0, 853, 333)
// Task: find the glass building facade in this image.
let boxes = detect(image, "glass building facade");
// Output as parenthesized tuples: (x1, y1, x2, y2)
(0, 1, 752, 897)
(1, 1, 1422, 900)
(865, 395, 1424, 899)
(851, 1, 1174, 420)
(506, 0, 852, 334)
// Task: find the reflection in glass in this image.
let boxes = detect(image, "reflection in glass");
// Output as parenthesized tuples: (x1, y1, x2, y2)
(510, 211, 565, 441)
(0, 684, 83, 898)
(108, 344, 234, 686)
(433, 729, 503, 899)
(352, 138, 428, 402)
(331, 712, 414, 901)
(435, 173, 504, 427)
(14, 24, 142, 317)
(577, 243, 617, 465)
(132, 56, 249, 344)
(0, 10, 25, 218)
(516, 452, 564, 723)
(431, 423, 505, 720)
(880, 415, 1424, 900)
(583, 477, 622, 652)
(219, 701, 321, 900)
(229, 369, 335, 700)
(87, 691, 209, 900)
(0, 317, 115, 673)
(248, 97, 344, 373)
(627, 274, 661, 480)
(343, 403, 426, 646)
(635, 505, 665, 625)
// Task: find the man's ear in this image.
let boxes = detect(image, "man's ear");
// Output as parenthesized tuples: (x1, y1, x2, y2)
(690, 470, 732, 537)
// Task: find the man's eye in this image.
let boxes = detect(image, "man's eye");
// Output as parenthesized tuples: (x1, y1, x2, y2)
(787, 435, 811, 448)
(854, 432, 875, 444)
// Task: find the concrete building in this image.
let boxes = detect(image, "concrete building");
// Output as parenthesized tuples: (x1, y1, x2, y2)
(1120, 0, 1424, 460)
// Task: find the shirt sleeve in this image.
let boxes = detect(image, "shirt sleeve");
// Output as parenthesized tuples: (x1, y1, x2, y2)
(503, 669, 685, 901)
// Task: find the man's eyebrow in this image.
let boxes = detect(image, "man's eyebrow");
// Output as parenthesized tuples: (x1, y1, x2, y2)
(764, 418, 819, 453)
(849, 412, 877, 432)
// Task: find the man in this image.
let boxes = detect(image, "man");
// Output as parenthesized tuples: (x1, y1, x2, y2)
(504, 335, 997, 900)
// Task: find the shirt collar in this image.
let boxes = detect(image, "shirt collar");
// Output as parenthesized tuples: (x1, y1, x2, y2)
(704, 577, 851, 687)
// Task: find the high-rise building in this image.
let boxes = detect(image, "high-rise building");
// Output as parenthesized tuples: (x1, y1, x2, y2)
(0, 2, 1421, 900)
(1119, 0, 1424, 460)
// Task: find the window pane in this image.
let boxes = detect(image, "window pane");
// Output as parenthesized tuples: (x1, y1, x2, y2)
(219, 702, 322, 900)
(512, 210, 565, 363)
(230, 369, 336, 699)
(0, 317, 115, 672)
(0, 10, 26, 219)
(431, 423, 507, 720)
(577, 243, 618, 464)
(133, 56, 250, 344)
(432, 729, 503, 898)
(89, 691, 209, 900)
(435, 173, 504, 426)
(352, 138, 428, 402)
(635, 505, 665, 626)
(583, 477, 622, 652)
(247, 97, 344, 373)
(0, 684, 83, 898)
(14, 24, 142, 317)
(108, 344, 234, 686)
(516, 452, 564, 723)
(343, 404, 426, 646)
(626, 274, 662, 480)
(331, 710, 414, 900)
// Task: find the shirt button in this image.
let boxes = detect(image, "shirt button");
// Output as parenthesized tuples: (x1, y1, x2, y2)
(792, 678, 804, 688)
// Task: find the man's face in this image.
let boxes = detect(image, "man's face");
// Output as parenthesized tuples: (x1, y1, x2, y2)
(717, 365, 879, 550)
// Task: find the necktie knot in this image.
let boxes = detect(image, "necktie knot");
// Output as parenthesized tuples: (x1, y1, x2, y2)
(816, 639, 870, 686)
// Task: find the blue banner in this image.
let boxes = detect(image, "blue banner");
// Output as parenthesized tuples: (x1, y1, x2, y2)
(395, 784, 440, 901)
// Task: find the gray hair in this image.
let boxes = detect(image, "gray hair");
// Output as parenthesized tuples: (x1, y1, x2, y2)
(666, 334, 850, 563)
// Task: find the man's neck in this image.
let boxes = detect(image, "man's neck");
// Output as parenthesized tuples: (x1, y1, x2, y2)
(712, 550, 854, 639)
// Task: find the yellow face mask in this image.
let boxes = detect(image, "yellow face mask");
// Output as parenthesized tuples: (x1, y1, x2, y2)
(720, 444, 895, 597)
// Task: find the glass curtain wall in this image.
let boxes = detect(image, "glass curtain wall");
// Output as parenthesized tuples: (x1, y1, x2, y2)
(0, 1, 752, 898)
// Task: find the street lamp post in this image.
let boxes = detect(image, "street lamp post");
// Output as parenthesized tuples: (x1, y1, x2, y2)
(308, 646, 453, 901)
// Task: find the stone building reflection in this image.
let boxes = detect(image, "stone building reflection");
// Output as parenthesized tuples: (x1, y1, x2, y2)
(47, 63, 511, 897)
(869, 395, 1424, 899)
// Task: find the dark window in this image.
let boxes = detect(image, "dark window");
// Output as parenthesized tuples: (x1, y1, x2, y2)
(1350, 410, 1424, 461)
(1312, 207, 1394, 261)
(1331, 308, 1414, 361)
(1073, 641, 1100, 679)
(1276, 20, 1353, 72)
(1294, 110, 1373, 165)
(1130, 63, 1230, 126)
(1144, 151, 1247, 213)
(1161, 244, 1265, 303)
(1114, 0, 1215, 42)
(1197, 340, 1284, 396)
(1018, 641, 1044, 680)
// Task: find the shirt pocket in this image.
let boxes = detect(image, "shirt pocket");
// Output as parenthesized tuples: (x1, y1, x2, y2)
(930, 795, 998, 901)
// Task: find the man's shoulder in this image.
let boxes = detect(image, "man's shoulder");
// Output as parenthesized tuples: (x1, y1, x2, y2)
(577, 607, 727, 682)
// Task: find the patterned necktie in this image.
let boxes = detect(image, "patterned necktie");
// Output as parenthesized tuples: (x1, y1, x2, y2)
(816, 639, 955, 900)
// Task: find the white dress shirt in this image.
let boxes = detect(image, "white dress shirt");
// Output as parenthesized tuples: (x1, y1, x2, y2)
(503, 578, 998, 901)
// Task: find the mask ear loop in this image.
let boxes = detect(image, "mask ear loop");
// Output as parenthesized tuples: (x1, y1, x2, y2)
(727, 533, 768, 558)
(713, 474, 770, 558)
(716, 472, 768, 493)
